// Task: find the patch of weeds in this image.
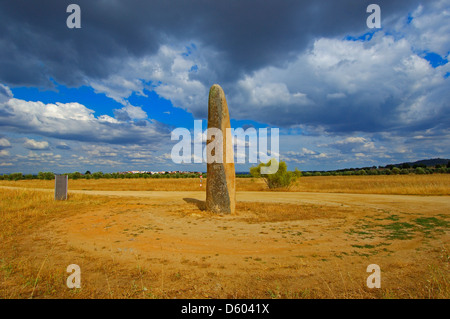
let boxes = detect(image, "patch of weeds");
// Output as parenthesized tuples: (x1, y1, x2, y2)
(413, 217, 449, 238)
(0, 259, 14, 278)
(414, 217, 448, 228)
(69, 288, 82, 295)
(351, 251, 370, 258)
(349, 214, 448, 243)
(353, 244, 376, 249)
(267, 286, 281, 299)
(381, 248, 393, 254)
(381, 289, 398, 299)
(385, 214, 400, 221)
(295, 289, 311, 299)
(382, 222, 415, 240)
(350, 242, 391, 256)
(345, 227, 376, 239)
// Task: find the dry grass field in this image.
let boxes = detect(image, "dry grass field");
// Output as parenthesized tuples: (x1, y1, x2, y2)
(1, 174, 449, 195)
(0, 175, 449, 299)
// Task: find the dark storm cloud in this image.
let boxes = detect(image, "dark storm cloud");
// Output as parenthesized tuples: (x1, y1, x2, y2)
(0, 0, 422, 88)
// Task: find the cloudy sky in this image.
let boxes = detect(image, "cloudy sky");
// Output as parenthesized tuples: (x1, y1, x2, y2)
(0, 0, 449, 174)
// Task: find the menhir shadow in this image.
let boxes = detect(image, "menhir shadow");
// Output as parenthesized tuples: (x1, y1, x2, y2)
(183, 198, 206, 211)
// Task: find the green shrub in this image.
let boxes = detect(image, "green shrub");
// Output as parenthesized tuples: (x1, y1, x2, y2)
(250, 159, 301, 189)
(415, 167, 426, 174)
(92, 171, 104, 179)
(355, 169, 367, 175)
(9, 172, 23, 181)
(69, 172, 82, 180)
(400, 168, 409, 175)
(37, 171, 54, 180)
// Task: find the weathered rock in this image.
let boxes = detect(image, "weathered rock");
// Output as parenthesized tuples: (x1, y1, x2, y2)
(206, 84, 236, 214)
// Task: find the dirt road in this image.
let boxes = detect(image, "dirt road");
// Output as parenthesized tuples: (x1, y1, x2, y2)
(2, 185, 449, 214)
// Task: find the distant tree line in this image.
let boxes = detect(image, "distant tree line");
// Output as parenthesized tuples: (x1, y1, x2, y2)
(301, 162, 450, 176)
(1, 161, 449, 181)
(0, 171, 203, 181)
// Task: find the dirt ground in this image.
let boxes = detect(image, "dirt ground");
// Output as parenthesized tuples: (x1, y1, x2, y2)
(1, 182, 448, 299)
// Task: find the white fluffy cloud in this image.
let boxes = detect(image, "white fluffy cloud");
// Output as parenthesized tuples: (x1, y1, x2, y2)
(0, 149, 9, 157)
(23, 138, 49, 150)
(228, 33, 449, 132)
(114, 104, 148, 120)
(0, 137, 11, 148)
(402, 0, 450, 56)
(88, 45, 208, 117)
(0, 89, 170, 145)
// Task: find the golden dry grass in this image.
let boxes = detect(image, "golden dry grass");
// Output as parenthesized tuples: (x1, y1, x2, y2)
(236, 202, 348, 223)
(289, 175, 450, 195)
(0, 189, 116, 298)
(0, 178, 449, 299)
(1, 174, 449, 195)
(0, 189, 107, 243)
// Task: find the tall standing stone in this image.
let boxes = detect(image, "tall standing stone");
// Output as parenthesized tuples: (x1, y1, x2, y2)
(206, 84, 236, 214)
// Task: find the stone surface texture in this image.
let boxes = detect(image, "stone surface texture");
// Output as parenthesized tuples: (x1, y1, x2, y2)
(205, 84, 236, 214)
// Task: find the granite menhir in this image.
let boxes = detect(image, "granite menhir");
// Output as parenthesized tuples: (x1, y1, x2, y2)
(205, 84, 236, 214)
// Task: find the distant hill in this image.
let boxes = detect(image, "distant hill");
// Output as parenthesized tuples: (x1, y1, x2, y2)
(392, 158, 450, 168)
(308, 158, 450, 173)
